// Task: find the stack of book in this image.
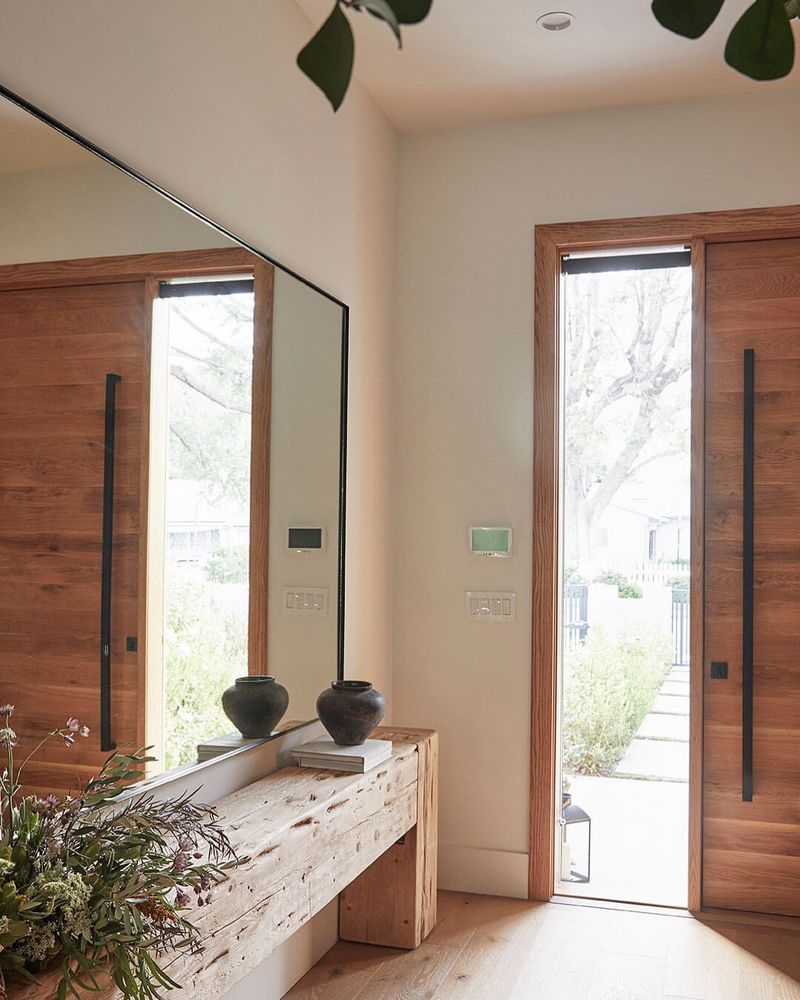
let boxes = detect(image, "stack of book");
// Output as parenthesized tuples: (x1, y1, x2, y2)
(292, 738, 393, 773)
(196, 732, 261, 762)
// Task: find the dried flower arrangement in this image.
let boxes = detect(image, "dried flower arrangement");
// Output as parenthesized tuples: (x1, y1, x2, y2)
(0, 706, 243, 1000)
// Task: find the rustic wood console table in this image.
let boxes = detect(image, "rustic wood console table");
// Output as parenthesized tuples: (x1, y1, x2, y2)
(9, 727, 438, 999)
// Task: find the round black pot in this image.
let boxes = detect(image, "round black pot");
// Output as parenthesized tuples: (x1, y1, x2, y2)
(316, 680, 385, 746)
(222, 675, 289, 739)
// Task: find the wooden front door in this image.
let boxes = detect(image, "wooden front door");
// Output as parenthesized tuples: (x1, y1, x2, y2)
(703, 236, 800, 915)
(0, 279, 148, 797)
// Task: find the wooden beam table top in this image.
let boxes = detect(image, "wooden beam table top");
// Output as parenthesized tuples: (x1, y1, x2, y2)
(7, 728, 438, 1000)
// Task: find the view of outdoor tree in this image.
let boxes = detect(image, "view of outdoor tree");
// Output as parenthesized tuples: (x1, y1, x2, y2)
(163, 293, 255, 768)
(168, 296, 253, 509)
(562, 267, 691, 568)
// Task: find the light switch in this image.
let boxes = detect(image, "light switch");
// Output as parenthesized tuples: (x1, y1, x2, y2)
(283, 587, 329, 615)
(466, 591, 515, 622)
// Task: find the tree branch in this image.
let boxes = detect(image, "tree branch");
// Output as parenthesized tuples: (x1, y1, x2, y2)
(170, 365, 251, 414)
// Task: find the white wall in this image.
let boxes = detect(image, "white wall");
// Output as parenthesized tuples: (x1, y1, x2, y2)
(269, 269, 343, 718)
(0, 159, 230, 262)
(393, 89, 800, 898)
(0, 1, 397, 995)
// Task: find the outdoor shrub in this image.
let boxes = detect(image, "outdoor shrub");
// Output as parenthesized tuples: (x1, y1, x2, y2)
(592, 569, 627, 587)
(592, 570, 642, 599)
(563, 565, 587, 585)
(165, 578, 247, 768)
(205, 544, 249, 584)
(666, 575, 690, 590)
(562, 628, 671, 775)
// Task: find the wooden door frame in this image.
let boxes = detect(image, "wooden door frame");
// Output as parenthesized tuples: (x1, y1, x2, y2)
(531, 204, 800, 910)
(0, 247, 273, 763)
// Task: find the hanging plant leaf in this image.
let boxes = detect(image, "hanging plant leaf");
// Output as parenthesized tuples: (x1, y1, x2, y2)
(725, 0, 795, 79)
(297, 4, 356, 111)
(386, 0, 434, 24)
(360, 0, 402, 44)
(651, 0, 725, 38)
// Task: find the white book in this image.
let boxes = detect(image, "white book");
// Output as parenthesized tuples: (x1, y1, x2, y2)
(197, 732, 260, 761)
(296, 750, 392, 774)
(292, 738, 393, 765)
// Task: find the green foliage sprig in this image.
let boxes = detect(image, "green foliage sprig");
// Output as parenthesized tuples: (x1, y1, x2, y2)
(298, 0, 433, 110)
(0, 707, 244, 1000)
(653, 0, 797, 80)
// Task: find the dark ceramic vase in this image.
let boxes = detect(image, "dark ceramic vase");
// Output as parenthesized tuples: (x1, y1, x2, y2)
(222, 676, 289, 739)
(316, 680, 385, 746)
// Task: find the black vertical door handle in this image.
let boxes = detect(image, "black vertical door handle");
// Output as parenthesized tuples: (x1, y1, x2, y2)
(742, 349, 755, 802)
(101, 373, 121, 752)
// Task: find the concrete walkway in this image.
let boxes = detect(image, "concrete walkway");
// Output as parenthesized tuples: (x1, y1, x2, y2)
(560, 664, 691, 906)
(614, 665, 690, 782)
(560, 773, 689, 907)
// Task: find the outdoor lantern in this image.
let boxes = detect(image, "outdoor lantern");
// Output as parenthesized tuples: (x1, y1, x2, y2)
(560, 795, 592, 884)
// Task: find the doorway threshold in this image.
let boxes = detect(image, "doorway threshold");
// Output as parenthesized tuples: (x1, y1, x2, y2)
(551, 893, 691, 920)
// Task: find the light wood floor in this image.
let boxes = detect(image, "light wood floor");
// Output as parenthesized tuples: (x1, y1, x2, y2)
(286, 891, 800, 1000)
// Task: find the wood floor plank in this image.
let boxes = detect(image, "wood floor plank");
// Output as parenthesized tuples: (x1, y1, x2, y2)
(281, 941, 394, 1000)
(431, 898, 548, 1000)
(353, 944, 462, 1000)
(289, 893, 800, 1000)
(664, 919, 741, 1000)
(587, 953, 667, 1000)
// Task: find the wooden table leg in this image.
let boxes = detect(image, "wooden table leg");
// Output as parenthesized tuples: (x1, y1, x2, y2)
(339, 728, 438, 949)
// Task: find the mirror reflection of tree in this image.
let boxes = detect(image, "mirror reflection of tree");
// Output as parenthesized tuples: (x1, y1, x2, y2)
(163, 293, 255, 768)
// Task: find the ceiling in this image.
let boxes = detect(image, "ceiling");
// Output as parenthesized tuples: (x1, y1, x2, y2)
(295, 0, 800, 132)
(0, 97, 89, 174)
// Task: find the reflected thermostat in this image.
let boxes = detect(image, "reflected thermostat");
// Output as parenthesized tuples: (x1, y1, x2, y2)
(288, 526, 326, 553)
(469, 526, 512, 557)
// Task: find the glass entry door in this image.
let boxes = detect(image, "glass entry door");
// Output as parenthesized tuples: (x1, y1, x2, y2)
(556, 249, 692, 907)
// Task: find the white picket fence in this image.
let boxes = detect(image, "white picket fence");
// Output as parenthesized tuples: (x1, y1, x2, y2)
(592, 561, 687, 586)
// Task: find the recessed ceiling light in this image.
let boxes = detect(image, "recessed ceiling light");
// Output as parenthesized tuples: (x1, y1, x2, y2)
(537, 11, 575, 31)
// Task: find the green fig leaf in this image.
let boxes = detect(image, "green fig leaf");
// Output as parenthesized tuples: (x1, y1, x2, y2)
(651, 0, 725, 38)
(386, 0, 434, 24)
(297, 3, 355, 111)
(360, 0, 402, 44)
(725, 0, 795, 79)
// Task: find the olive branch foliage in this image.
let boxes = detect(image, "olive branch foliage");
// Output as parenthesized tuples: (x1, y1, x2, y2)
(0, 709, 244, 1000)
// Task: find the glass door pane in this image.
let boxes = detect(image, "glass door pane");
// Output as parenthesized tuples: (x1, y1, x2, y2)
(159, 288, 255, 769)
(557, 258, 691, 906)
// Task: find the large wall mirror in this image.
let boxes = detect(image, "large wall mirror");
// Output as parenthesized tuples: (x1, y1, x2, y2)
(0, 88, 347, 796)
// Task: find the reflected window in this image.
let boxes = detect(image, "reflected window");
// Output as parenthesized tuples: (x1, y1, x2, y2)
(156, 285, 255, 768)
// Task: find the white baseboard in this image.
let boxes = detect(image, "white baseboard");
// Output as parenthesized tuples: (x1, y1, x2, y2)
(438, 844, 529, 899)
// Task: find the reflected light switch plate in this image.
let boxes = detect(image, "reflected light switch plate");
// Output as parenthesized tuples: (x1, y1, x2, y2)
(283, 587, 329, 615)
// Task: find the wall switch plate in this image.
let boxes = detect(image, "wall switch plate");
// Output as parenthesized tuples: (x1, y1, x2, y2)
(466, 591, 515, 622)
(283, 587, 329, 615)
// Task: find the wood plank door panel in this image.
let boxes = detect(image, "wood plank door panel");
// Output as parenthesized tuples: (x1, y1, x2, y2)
(704, 237, 800, 916)
(0, 280, 147, 798)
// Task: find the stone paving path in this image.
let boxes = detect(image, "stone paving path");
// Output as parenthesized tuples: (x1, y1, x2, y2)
(614, 665, 690, 782)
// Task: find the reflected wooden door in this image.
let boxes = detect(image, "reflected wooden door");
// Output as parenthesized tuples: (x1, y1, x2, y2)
(704, 237, 800, 915)
(0, 279, 147, 797)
